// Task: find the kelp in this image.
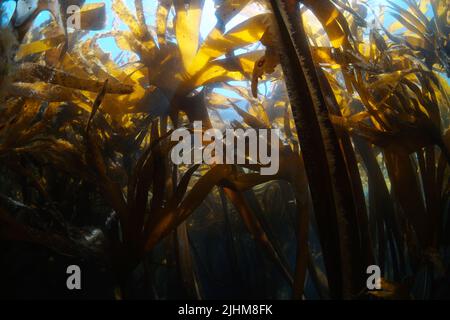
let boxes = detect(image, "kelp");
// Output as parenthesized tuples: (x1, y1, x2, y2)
(0, 0, 449, 300)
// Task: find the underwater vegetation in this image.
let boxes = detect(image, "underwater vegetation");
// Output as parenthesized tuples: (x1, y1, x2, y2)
(0, 0, 449, 300)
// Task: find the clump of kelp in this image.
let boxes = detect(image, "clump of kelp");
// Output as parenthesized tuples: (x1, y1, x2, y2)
(0, 0, 449, 299)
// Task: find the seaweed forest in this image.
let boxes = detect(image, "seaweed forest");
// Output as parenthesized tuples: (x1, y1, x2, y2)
(0, 0, 449, 300)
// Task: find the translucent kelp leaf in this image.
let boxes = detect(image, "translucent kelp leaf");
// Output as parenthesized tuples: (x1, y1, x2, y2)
(15, 63, 134, 94)
(15, 34, 65, 59)
(388, 1, 428, 35)
(112, 0, 145, 41)
(251, 47, 278, 97)
(302, 0, 351, 49)
(190, 51, 261, 89)
(7, 82, 83, 102)
(16, 3, 107, 59)
(156, 0, 171, 45)
(174, 0, 204, 71)
(187, 13, 271, 77)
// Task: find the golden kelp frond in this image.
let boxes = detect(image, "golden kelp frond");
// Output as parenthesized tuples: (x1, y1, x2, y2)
(103, 2, 271, 122)
(302, 0, 354, 49)
(251, 0, 358, 97)
(186, 13, 271, 77)
(384, 0, 449, 74)
(191, 51, 261, 88)
(14, 1, 107, 59)
(14, 63, 133, 94)
(112, 0, 151, 42)
(15, 34, 65, 60)
(156, 0, 172, 45)
(174, 0, 204, 71)
(251, 28, 279, 97)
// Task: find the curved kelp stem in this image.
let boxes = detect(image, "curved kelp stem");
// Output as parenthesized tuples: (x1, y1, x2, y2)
(268, 0, 368, 298)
